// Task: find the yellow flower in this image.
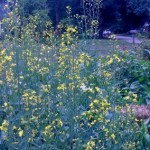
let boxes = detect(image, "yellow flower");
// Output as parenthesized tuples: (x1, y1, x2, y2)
(113, 54, 121, 62)
(93, 99, 99, 104)
(95, 87, 99, 92)
(66, 26, 77, 33)
(0, 120, 9, 131)
(18, 129, 24, 137)
(0, 80, 3, 85)
(85, 141, 95, 150)
(107, 58, 113, 65)
(133, 98, 137, 102)
(103, 71, 111, 77)
(133, 94, 137, 98)
(13, 126, 17, 130)
(125, 96, 130, 100)
(57, 84, 66, 90)
(91, 20, 99, 26)
(111, 133, 115, 140)
(3, 102, 8, 107)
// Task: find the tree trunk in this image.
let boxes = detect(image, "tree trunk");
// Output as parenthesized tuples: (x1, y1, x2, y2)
(55, 0, 61, 27)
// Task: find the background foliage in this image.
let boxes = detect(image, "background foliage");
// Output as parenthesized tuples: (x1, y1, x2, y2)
(1, 0, 149, 33)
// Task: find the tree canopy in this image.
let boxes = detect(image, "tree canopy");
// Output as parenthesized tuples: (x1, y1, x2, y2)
(1, 0, 150, 33)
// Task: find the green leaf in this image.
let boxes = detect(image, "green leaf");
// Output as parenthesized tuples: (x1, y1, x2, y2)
(138, 76, 146, 82)
(144, 134, 150, 148)
(130, 81, 141, 92)
(146, 93, 150, 105)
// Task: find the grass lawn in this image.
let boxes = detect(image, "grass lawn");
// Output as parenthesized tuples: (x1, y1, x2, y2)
(79, 38, 143, 56)
(1, 37, 149, 57)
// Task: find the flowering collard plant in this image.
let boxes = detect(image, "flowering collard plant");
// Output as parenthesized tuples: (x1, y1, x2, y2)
(0, 0, 150, 149)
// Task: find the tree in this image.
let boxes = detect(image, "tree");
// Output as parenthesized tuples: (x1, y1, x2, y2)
(18, 0, 49, 19)
(47, 0, 81, 28)
(47, 0, 68, 27)
(126, 0, 150, 29)
(127, 0, 149, 16)
(101, 0, 124, 32)
(101, 0, 150, 32)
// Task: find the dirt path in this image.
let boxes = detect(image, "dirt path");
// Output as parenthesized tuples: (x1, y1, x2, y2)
(116, 35, 142, 44)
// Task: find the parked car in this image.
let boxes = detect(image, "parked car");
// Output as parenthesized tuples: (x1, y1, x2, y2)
(103, 29, 111, 38)
(129, 29, 139, 34)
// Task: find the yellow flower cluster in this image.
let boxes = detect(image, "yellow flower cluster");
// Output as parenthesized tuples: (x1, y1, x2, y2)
(43, 125, 54, 139)
(0, 120, 9, 132)
(66, 26, 78, 33)
(85, 141, 95, 150)
(81, 99, 111, 127)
